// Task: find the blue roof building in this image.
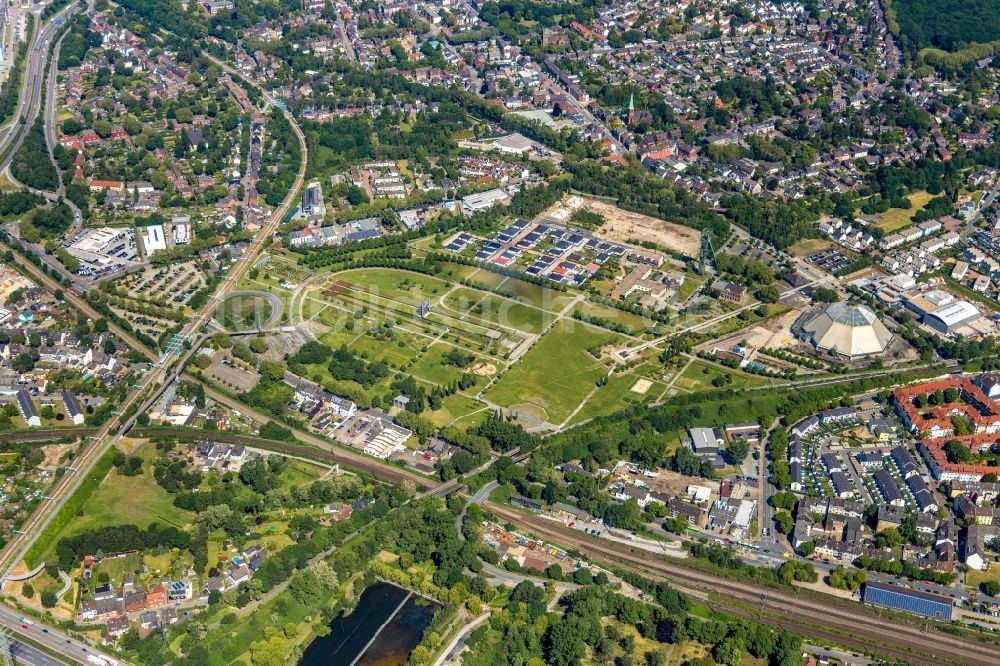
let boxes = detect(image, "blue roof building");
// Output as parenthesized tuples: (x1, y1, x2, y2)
(16, 389, 39, 427)
(61, 389, 84, 425)
(344, 228, 381, 244)
(863, 582, 952, 620)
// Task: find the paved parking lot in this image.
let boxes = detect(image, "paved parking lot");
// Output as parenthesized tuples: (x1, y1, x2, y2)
(206, 353, 261, 392)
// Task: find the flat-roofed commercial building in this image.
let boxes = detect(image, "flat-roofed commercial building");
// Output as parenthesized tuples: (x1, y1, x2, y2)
(862, 582, 952, 620)
(924, 300, 981, 334)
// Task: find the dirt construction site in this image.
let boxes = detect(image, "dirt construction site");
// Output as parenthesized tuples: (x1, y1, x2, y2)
(586, 199, 700, 257)
(695, 309, 802, 354)
(540, 197, 701, 258)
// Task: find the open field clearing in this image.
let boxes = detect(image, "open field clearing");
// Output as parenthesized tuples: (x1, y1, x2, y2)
(789, 238, 836, 257)
(569, 367, 667, 425)
(572, 300, 653, 335)
(486, 320, 622, 425)
(339, 267, 450, 305)
(871, 190, 935, 233)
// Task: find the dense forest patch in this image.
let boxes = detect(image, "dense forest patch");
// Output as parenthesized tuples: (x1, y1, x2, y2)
(890, 0, 1000, 53)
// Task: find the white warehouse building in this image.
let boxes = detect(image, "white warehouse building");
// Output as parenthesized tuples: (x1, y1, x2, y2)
(924, 301, 981, 335)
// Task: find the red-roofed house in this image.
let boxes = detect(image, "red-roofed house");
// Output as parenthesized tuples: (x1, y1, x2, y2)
(88, 180, 125, 192)
(570, 21, 594, 40)
(896, 378, 1000, 482)
(601, 154, 629, 167)
(894, 378, 1000, 438)
(146, 584, 166, 608)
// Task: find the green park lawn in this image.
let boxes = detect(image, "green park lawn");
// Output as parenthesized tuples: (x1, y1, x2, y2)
(464, 294, 552, 333)
(302, 296, 330, 321)
(277, 460, 325, 491)
(216, 293, 273, 329)
(432, 261, 483, 281)
(347, 329, 425, 368)
(570, 369, 666, 424)
(425, 393, 490, 429)
(466, 271, 576, 311)
(408, 342, 470, 385)
(486, 320, 621, 424)
(65, 444, 194, 539)
(674, 360, 768, 393)
(339, 267, 450, 305)
(440, 287, 487, 315)
(572, 300, 651, 334)
(965, 564, 1000, 591)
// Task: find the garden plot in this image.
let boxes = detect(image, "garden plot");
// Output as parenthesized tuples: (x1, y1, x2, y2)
(259, 255, 311, 286)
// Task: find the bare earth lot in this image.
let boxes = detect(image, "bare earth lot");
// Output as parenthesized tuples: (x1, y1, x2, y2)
(587, 199, 700, 257)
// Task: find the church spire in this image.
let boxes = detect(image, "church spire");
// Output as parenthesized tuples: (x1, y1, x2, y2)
(628, 92, 635, 111)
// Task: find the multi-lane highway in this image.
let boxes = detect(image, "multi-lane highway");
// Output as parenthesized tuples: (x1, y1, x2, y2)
(8, 639, 68, 666)
(41, 23, 66, 192)
(0, 0, 84, 240)
(0, 599, 101, 665)
(0, 2, 80, 169)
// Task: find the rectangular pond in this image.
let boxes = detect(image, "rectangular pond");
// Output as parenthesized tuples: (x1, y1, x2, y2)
(300, 582, 438, 666)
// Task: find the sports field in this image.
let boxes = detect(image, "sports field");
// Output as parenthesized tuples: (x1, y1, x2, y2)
(570, 367, 667, 424)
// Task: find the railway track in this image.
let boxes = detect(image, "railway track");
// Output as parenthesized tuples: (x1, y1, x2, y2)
(486, 503, 999, 666)
(717, 605, 941, 666)
(130, 427, 467, 497)
(582, 537, 984, 666)
(0, 428, 98, 443)
(130, 428, 435, 489)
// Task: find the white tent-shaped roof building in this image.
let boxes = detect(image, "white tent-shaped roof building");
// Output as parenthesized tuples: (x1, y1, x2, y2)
(802, 302, 892, 359)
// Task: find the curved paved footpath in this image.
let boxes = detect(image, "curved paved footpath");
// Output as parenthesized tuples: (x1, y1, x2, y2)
(4, 561, 44, 582)
(55, 570, 71, 599)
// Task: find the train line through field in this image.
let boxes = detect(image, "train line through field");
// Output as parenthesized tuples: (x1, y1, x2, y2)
(131, 428, 433, 487)
(486, 503, 999, 666)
